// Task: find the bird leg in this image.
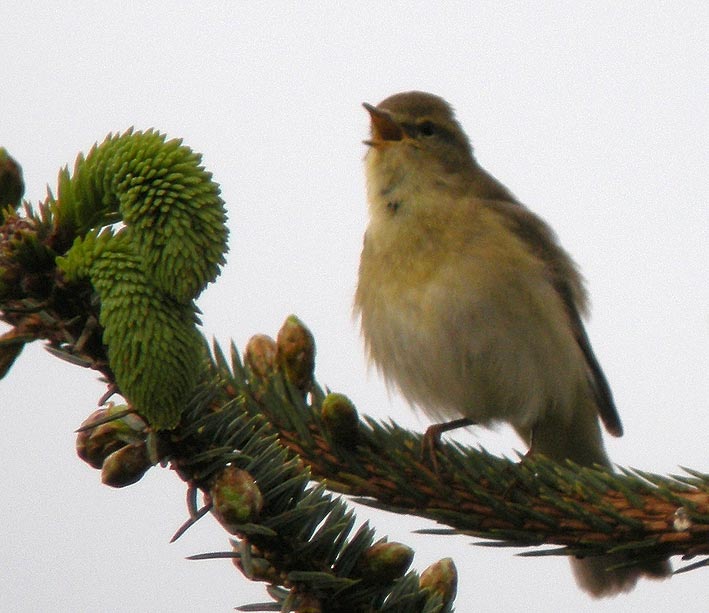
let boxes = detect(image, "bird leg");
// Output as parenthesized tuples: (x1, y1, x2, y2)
(422, 418, 475, 473)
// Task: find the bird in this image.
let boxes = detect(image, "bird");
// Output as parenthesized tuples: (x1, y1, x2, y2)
(354, 91, 670, 597)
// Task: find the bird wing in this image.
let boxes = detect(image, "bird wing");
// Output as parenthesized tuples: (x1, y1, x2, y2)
(565, 303, 623, 436)
(485, 198, 624, 437)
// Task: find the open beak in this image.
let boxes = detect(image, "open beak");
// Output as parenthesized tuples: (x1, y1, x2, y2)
(363, 102, 403, 146)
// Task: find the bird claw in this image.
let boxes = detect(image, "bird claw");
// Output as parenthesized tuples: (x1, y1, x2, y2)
(421, 418, 475, 474)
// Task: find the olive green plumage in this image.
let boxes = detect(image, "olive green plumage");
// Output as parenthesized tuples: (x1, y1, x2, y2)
(56, 129, 227, 429)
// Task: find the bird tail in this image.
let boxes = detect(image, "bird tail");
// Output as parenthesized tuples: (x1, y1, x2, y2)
(571, 554, 670, 598)
(529, 396, 671, 597)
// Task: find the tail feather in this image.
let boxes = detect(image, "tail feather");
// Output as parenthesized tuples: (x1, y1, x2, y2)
(526, 396, 672, 597)
(572, 556, 671, 598)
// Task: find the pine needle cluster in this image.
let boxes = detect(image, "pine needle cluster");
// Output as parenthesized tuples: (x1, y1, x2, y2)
(1, 136, 707, 611)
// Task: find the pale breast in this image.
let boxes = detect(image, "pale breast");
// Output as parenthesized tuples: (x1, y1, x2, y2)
(356, 202, 588, 432)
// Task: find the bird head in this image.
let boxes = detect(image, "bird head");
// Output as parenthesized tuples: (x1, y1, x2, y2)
(362, 91, 476, 178)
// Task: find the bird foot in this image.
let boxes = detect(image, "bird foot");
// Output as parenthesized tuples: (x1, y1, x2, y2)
(422, 418, 475, 474)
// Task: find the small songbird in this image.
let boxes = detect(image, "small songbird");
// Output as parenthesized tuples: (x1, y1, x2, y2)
(354, 91, 670, 597)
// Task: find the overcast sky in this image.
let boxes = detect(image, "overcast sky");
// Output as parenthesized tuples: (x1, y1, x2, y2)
(2, 3, 707, 612)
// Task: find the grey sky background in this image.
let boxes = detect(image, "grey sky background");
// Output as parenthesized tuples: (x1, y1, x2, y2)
(2, 3, 707, 612)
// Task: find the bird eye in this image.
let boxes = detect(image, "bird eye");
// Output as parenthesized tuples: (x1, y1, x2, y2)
(418, 121, 436, 137)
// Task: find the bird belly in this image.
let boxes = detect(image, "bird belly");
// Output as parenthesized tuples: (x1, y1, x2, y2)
(359, 255, 587, 434)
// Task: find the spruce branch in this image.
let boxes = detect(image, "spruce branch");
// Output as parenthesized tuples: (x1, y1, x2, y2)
(0, 142, 454, 612)
(1, 139, 707, 611)
(201, 330, 709, 573)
